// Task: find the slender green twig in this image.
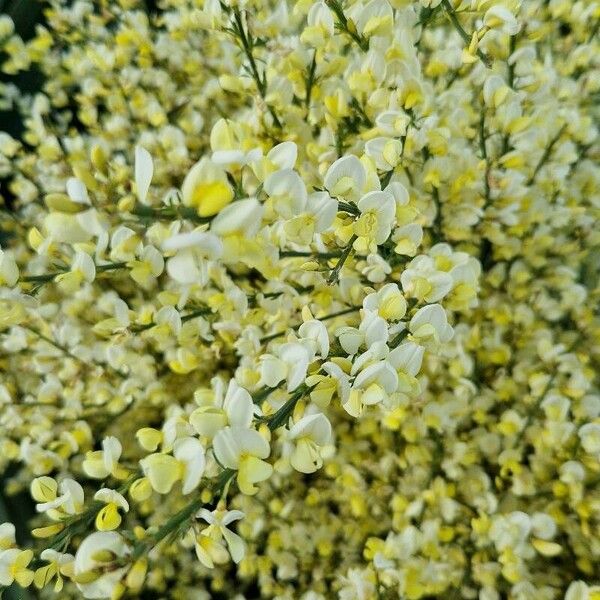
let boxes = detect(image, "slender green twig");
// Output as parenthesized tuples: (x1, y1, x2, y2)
(441, 0, 491, 68)
(328, 235, 357, 284)
(479, 107, 491, 211)
(261, 385, 314, 429)
(21, 324, 126, 379)
(130, 307, 213, 333)
(20, 262, 127, 284)
(40, 473, 139, 556)
(325, 0, 369, 51)
(527, 124, 567, 185)
(389, 329, 409, 348)
(132, 203, 211, 224)
(260, 305, 359, 345)
(231, 8, 282, 128)
(131, 469, 236, 560)
(305, 51, 317, 116)
(514, 336, 581, 445)
(338, 201, 360, 216)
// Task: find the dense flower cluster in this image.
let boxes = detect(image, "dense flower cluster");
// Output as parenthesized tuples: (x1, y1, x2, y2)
(0, 0, 598, 598)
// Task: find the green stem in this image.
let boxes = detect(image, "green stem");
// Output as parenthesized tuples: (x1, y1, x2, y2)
(441, 0, 491, 68)
(20, 262, 127, 283)
(479, 107, 491, 211)
(132, 307, 212, 333)
(22, 324, 126, 379)
(514, 336, 580, 445)
(338, 201, 360, 216)
(280, 250, 343, 259)
(132, 203, 211, 224)
(389, 329, 409, 348)
(328, 235, 357, 284)
(263, 386, 313, 430)
(260, 305, 359, 345)
(131, 469, 235, 560)
(325, 0, 369, 51)
(527, 124, 567, 185)
(305, 51, 317, 116)
(231, 8, 282, 129)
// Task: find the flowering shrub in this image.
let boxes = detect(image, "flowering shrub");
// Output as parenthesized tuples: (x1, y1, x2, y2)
(0, 0, 598, 598)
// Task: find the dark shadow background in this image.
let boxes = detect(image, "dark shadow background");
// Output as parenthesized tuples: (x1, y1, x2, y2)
(1, 3, 43, 598)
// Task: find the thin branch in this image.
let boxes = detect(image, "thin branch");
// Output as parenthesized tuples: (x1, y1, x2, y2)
(527, 124, 567, 185)
(441, 0, 491, 68)
(328, 235, 357, 284)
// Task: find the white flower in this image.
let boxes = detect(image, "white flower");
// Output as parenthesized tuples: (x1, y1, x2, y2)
(306, 1, 335, 39)
(173, 437, 206, 494)
(153, 305, 182, 337)
(324, 155, 366, 200)
(565, 581, 591, 600)
(73, 250, 96, 282)
(401, 255, 453, 302)
(338, 568, 376, 600)
(298, 309, 330, 358)
(93, 488, 130, 531)
(361, 253, 391, 283)
(337, 309, 388, 356)
(364, 137, 403, 172)
(210, 118, 262, 166)
(489, 511, 531, 553)
(140, 453, 180, 494)
(531, 513, 557, 540)
(190, 378, 254, 438)
(213, 427, 273, 495)
(287, 413, 332, 473)
(483, 75, 510, 108)
(484, 5, 520, 35)
(181, 157, 234, 217)
(321, 361, 352, 408)
(284, 191, 338, 244)
(363, 283, 407, 321)
(82, 436, 123, 480)
(211, 197, 264, 238)
(343, 342, 401, 416)
(73, 532, 130, 599)
(259, 342, 312, 392)
(110, 226, 140, 262)
(375, 110, 410, 137)
(163, 230, 223, 285)
(0, 524, 15, 551)
(307, 192, 338, 231)
(94, 488, 129, 511)
(134, 146, 153, 205)
(264, 169, 307, 219)
(354, 191, 396, 253)
(578, 423, 600, 455)
(389, 341, 424, 377)
(66, 177, 91, 205)
(44, 213, 92, 244)
(392, 223, 423, 256)
(212, 147, 261, 167)
(35, 478, 84, 516)
(37, 549, 74, 592)
(196, 508, 245, 567)
(409, 304, 453, 345)
(0, 247, 19, 287)
(0, 548, 33, 588)
(265, 141, 297, 170)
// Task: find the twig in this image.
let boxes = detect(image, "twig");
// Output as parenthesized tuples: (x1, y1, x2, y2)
(328, 235, 357, 284)
(441, 0, 491, 68)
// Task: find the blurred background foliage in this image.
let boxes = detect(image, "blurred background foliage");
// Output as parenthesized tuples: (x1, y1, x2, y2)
(1, 0, 44, 136)
(1, 4, 42, 599)
(0, 3, 598, 600)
